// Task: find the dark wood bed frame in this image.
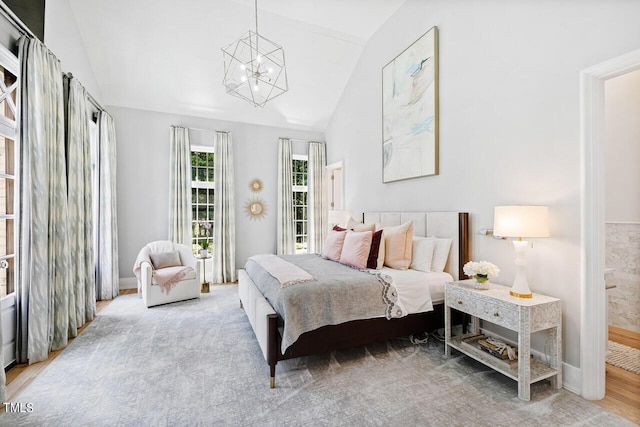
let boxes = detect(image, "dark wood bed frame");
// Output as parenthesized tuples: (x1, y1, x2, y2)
(265, 212, 470, 388)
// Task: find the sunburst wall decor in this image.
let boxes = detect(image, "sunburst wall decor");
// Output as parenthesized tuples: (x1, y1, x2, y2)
(249, 179, 263, 193)
(245, 197, 267, 220)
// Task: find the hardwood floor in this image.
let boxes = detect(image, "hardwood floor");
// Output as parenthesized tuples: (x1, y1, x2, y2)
(4, 289, 137, 404)
(594, 326, 640, 425)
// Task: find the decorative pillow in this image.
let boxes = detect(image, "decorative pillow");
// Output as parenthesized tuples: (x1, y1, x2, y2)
(340, 230, 373, 269)
(429, 237, 453, 272)
(346, 217, 375, 232)
(410, 236, 436, 272)
(383, 221, 414, 270)
(149, 251, 182, 269)
(322, 230, 347, 262)
(366, 230, 384, 269)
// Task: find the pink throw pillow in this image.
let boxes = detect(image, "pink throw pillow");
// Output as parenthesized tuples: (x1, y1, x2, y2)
(322, 230, 347, 261)
(340, 230, 373, 269)
(383, 221, 414, 269)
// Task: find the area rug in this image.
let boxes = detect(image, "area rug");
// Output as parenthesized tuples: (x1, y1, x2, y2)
(1, 286, 634, 426)
(607, 341, 640, 375)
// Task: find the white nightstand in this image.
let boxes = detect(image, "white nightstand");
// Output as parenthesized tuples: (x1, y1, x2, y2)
(444, 280, 562, 401)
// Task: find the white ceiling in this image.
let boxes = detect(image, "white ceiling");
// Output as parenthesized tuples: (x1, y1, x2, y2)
(67, 0, 406, 132)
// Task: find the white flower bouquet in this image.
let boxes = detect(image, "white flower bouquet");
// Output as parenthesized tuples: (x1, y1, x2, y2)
(463, 260, 500, 284)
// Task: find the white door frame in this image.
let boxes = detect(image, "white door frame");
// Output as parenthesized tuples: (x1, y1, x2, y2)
(580, 48, 640, 400)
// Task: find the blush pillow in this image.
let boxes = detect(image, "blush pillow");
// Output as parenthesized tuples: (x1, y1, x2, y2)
(346, 217, 375, 232)
(366, 229, 384, 269)
(149, 251, 182, 269)
(383, 221, 414, 269)
(322, 230, 347, 262)
(429, 236, 453, 272)
(410, 236, 436, 272)
(340, 230, 373, 269)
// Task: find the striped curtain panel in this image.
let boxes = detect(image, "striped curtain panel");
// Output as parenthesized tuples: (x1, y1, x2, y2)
(213, 131, 236, 283)
(168, 126, 192, 245)
(66, 78, 96, 331)
(307, 142, 327, 254)
(277, 138, 295, 254)
(16, 37, 71, 364)
(97, 112, 119, 300)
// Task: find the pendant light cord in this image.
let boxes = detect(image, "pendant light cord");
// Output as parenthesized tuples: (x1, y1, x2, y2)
(255, 0, 259, 36)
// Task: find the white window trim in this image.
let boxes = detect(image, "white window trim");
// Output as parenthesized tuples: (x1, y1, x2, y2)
(191, 145, 215, 190)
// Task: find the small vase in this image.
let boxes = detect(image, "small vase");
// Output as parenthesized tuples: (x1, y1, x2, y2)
(474, 275, 490, 290)
(200, 249, 208, 258)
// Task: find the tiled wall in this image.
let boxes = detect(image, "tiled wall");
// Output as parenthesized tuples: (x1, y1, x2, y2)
(606, 223, 640, 333)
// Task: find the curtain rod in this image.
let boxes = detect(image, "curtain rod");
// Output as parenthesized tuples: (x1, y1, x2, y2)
(64, 72, 106, 112)
(282, 138, 325, 144)
(0, 2, 35, 38)
(180, 126, 230, 134)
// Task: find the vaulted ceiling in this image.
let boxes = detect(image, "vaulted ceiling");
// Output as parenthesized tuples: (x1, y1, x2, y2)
(67, 0, 406, 132)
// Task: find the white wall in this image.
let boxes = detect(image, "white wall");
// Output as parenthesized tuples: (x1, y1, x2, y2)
(44, 0, 103, 102)
(110, 106, 323, 284)
(605, 69, 640, 223)
(325, 0, 640, 371)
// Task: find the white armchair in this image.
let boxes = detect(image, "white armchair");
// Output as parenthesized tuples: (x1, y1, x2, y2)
(137, 240, 201, 307)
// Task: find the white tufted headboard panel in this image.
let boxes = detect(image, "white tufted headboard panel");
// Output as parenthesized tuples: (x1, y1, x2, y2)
(363, 212, 469, 280)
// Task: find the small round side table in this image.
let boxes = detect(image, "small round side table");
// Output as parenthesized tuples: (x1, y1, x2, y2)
(197, 254, 212, 293)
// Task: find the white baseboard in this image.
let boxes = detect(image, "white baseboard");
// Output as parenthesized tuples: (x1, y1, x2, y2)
(119, 277, 137, 290)
(562, 362, 581, 395)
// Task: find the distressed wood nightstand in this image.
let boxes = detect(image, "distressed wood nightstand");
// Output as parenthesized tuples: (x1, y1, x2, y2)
(444, 280, 562, 401)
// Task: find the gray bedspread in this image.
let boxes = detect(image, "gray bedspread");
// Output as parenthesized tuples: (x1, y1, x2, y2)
(244, 254, 402, 353)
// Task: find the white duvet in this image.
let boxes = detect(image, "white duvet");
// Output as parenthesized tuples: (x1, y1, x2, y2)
(380, 267, 453, 314)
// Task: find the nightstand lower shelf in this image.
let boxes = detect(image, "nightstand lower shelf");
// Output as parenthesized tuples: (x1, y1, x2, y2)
(448, 334, 559, 384)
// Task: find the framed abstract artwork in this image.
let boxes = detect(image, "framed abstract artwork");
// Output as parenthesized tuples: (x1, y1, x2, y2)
(382, 26, 438, 183)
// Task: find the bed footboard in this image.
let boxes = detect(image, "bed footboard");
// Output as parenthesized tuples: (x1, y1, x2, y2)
(238, 269, 279, 387)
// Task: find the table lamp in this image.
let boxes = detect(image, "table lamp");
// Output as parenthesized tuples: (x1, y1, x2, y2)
(493, 206, 549, 298)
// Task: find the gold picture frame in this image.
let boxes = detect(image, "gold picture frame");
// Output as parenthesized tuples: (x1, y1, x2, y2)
(382, 26, 439, 183)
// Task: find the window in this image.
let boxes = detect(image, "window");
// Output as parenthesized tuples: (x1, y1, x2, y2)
(0, 59, 18, 298)
(292, 155, 308, 254)
(191, 146, 214, 253)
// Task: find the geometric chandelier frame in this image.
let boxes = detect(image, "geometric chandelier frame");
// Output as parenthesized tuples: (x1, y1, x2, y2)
(221, 0, 288, 107)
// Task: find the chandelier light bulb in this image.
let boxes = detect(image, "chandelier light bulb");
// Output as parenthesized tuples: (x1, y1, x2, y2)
(268, 67, 273, 73)
(253, 82, 259, 91)
(241, 76, 247, 82)
(240, 63, 246, 70)
(256, 55, 262, 63)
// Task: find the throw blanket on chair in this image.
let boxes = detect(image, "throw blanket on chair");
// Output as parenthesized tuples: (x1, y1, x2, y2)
(133, 247, 195, 295)
(248, 254, 316, 287)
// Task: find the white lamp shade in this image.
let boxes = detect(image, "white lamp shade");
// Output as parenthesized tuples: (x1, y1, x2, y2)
(493, 206, 550, 238)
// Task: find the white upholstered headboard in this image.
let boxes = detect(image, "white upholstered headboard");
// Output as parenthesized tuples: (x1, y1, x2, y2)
(363, 211, 470, 280)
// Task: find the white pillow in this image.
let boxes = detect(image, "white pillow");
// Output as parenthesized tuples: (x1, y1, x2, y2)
(429, 237, 453, 272)
(410, 236, 436, 272)
(376, 231, 386, 270)
(346, 217, 375, 232)
(149, 251, 182, 269)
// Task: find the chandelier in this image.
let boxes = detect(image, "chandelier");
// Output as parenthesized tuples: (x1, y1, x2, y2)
(221, 0, 288, 107)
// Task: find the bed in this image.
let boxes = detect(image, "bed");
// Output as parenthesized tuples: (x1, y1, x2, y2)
(238, 211, 469, 387)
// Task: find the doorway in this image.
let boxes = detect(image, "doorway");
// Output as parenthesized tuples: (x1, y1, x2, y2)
(580, 48, 640, 400)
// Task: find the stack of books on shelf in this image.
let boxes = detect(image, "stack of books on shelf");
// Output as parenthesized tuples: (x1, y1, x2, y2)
(478, 338, 510, 359)
(475, 336, 519, 367)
